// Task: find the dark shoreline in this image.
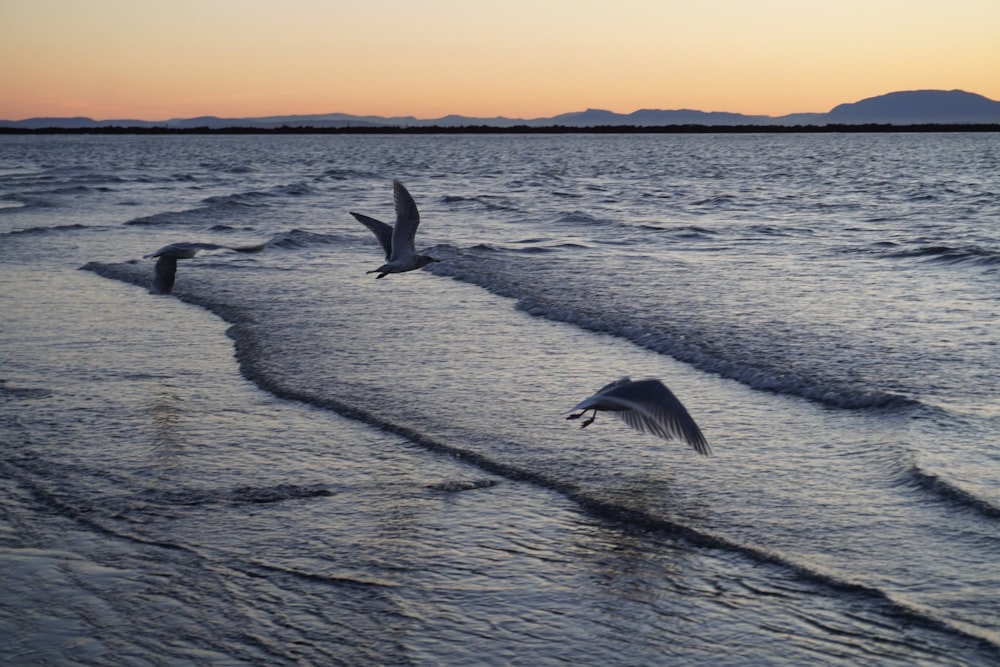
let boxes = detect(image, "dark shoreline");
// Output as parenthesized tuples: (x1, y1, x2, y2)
(2, 123, 1000, 135)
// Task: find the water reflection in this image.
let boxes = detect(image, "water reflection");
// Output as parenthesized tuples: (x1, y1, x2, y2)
(147, 385, 184, 456)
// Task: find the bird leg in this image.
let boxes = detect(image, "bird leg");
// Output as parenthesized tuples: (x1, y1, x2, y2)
(567, 410, 597, 428)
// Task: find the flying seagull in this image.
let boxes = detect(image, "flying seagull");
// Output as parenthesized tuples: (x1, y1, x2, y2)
(143, 241, 261, 294)
(567, 377, 711, 456)
(350, 179, 439, 279)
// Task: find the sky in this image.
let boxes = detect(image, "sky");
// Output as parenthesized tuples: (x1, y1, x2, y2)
(2, 0, 998, 121)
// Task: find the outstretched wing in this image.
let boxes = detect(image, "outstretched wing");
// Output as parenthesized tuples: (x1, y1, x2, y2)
(350, 212, 394, 260)
(183, 242, 228, 251)
(143, 242, 227, 259)
(390, 179, 420, 262)
(568, 377, 632, 412)
(151, 255, 179, 294)
(604, 380, 711, 456)
(594, 376, 632, 397)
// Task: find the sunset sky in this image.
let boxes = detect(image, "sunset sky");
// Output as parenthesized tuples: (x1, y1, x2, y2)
(2, 0, 998, 121)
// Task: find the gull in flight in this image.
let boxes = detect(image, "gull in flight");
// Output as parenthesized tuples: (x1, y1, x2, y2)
(350, 179, 439, 279)
(567, 377, 711, 456)
(143, 242, 261, 294)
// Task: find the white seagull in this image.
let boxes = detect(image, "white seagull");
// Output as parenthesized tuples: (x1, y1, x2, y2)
(350, 179, 439, 279)
(567, 377, 711, 456)
(143, 242, 260, 294)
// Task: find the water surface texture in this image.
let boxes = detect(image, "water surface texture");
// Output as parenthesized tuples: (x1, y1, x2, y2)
(1, 133, 998, 665)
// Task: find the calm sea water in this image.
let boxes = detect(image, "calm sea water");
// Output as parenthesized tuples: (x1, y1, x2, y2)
(1, 132, 998, 665)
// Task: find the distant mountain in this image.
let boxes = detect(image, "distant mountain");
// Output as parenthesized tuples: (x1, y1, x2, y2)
(545, 108, 775, 126)
(4, 116, 160, 129)
(823, 90, 1000, 125)
(3, 90, 999, 129)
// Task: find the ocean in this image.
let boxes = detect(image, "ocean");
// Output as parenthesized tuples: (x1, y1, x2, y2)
(1, 131, 998, 665)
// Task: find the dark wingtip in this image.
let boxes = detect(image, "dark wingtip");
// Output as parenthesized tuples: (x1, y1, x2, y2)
(233, 243, 265, 253)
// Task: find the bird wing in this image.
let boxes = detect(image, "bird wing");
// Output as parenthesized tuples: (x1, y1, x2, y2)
(183, 242, 228, 251)
(568, 377, 632, 412)
(143, 242, 226, 259)
(350, 212, 394, 260)
(603, 380, 711, 456)
(390, 179, 420, 262)
(595, 376, 632, 396)
(151, 256, 179, 294)
(144, 243, 181, 259)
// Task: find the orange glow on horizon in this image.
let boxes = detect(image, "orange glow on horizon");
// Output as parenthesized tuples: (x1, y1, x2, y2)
(2, 0, 998, 121)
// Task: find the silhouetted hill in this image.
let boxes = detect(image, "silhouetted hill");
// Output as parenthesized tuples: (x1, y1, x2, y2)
(546, 108, 774, 126)
(6, 116, 160, 129)
(3, 90, 999, 129)
(825, 90, 1000, 124)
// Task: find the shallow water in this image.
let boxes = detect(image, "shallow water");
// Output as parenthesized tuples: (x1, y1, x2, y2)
(1, 133, 999, 665)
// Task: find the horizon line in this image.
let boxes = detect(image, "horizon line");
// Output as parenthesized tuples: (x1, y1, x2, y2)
(3, 88, 997, 125)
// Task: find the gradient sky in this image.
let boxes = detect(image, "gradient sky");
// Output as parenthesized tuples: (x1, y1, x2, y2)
(2, 0, 998, 121)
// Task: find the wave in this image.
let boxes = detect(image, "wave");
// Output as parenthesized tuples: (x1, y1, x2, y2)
(548, 210, 742, 244)
(1, 222, 93, 237)
(427, 478, 498, 492)
(83, 237, 921, 415)
(0, 200, 28, 213)
(261, 228, 349, 249)
(196, 161, 258, 175)
(247, 560, 398, 590)
(0, 168, 128, 196)
(888, 244, 1000, 267)
(124, 199, 267, 228)
(0, 192, 57, 212)
(317, 167, 382, 181)
(192, 352, 1000, 653)
(124, 206, 242, 228)
(77, 259, 1000, 655)
(553, 211, 608, 226)
(0, 184, 112, 200)
(902, 464, 1000, 519)
(131, 483, 334, 508)
(0, 379, 53, 399)
(441, 194, 522, 213)
(691, 195, 738, 208)
(636, 223, 718, 239)
(202, 181, 319, 206)
(423, 246, 919, 411)
(0, 184, 117, 214)
(467, 240, 593, 254)
(124, 182, 320, 228)
(517, 293, 915, 409)
(1, 456, 356, 601)
(1, 471, 186, 557)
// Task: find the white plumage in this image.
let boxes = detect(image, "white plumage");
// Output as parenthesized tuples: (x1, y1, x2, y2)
(350, 179, 438, 279)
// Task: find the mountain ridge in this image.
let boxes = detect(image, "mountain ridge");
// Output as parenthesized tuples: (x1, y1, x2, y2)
(3, 90, 999, 129)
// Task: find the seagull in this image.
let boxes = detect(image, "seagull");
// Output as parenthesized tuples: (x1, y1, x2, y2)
(350, 179, 439, 279)
(567, 377, 711, 456)
(143, 241, 261, 294)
